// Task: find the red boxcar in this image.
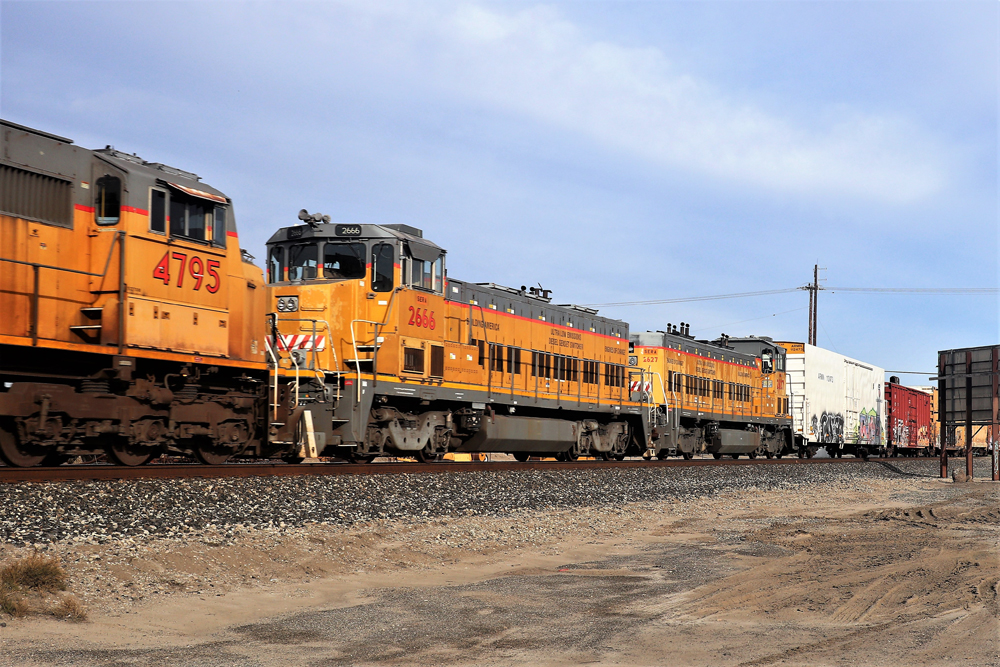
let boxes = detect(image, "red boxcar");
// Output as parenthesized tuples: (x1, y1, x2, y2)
(885, 377, 933, 457)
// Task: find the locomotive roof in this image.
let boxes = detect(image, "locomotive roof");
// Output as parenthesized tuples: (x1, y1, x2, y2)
(447, 278, 628, 330)
(266, 222, 446, 256)
(0, 119, 230, 203)
(94, 148, 229, 201)
(631, 330, 758, 365)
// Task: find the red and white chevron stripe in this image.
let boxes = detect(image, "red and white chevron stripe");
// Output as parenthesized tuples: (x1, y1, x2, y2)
(277, 334, 326, 351)
(629, 380, 652, 393)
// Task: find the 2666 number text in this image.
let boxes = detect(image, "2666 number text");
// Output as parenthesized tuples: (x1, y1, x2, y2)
(408, 306, 435, 330)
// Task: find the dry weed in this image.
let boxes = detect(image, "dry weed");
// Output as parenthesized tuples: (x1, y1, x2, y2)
(1, 553, 67, 592)
(0, 553, 85, 621)
(49, 594, 88, 621)
(0, 584, 29, 616)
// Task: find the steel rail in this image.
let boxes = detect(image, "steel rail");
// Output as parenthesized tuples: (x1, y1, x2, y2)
(0, 456, 893, 484)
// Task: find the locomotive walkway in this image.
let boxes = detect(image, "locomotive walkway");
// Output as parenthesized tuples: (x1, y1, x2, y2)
(0, 455, 889, 483)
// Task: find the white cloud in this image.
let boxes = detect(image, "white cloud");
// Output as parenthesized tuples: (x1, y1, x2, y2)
(333, 1, 947, 204)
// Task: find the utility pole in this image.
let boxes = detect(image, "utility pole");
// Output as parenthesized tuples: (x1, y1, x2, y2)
(801, 264, 824, 346)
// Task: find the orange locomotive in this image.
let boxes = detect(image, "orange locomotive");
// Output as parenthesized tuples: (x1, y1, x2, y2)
(1, 121, 790, 466)
(628, 328, 793, 459)
(0, 120, 270, 466)
(265, 216, 647, 461)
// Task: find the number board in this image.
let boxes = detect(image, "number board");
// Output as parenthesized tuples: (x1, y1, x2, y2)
(335, 224, 362, 237)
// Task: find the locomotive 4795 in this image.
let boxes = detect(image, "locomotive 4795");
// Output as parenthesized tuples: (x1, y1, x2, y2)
(0, 121, 792, 466)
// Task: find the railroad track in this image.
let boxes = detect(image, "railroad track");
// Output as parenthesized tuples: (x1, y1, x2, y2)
(0, 456, 891, 483)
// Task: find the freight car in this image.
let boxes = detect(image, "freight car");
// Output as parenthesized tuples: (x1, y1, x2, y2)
(884, 377, 933, 457)
(628, 330, 793, 459)
(775, 342, 885, 458)
(937, 345, 999, 462)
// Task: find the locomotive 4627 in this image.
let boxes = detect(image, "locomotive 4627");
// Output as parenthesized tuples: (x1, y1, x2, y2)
(0, 121, 792, 466)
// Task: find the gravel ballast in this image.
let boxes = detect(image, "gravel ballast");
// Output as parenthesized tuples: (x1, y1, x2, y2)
(1, 457, 990, 547)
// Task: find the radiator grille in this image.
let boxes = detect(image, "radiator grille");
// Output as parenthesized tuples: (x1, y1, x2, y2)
(0, 163, 73, 227)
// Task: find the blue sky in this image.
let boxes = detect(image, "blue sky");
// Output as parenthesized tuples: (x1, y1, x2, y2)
(2, 0, 996, 379)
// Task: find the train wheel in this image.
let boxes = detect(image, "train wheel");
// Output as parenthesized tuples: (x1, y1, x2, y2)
(806, 446, 817, 459)
(681, 450, 693, 460)
(748, 450, 758, 460)
(513, 452, 530, 462)
(194, 441, 232, 465)
(712, 453, 723, 460)
(730, 453, 740, 460)
(564, 450, 579, 462)
(415, 445, 438, 463)
(765, 451, 773, 459)
(281, 455, 305, 464)
(775, 451, 783, 459)
(108, 440, 155, 467)
(0, 422, 45, 467)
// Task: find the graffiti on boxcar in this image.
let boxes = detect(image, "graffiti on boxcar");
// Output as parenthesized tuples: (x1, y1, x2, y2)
(857, 408, 881, 444)
(811, 412, 845, 444)
(892, 418, 910, 447)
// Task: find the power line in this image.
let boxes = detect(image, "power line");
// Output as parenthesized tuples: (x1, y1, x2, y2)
(827, 287, 999, 294)
(691, 307, 807, 334)
(585, 286, 998, 308)
(584, 288, 800, 307)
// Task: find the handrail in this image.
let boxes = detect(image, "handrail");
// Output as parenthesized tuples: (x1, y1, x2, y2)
(264, 335, 280, 421)
(270, 316, 343, 407)
(0, 230, 125, 347)
(349, 318, 385, 403)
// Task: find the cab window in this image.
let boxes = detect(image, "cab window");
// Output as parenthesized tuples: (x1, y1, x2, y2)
(371, 243, 394, 292)
(268, 246, 284, 283)
(95, 176, 121, 225)
(405, 254, 443, 292)
(323, 242, 366, 279)
(150, 189, 167, 234)
(288, 243, 319, 281)
(212, 208, 227, 248)
(169, 191, 214, 242)
(761, 350, 774, 374)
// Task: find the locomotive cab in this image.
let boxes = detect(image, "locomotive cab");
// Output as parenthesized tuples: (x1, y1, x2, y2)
(0, 120, 268, 467)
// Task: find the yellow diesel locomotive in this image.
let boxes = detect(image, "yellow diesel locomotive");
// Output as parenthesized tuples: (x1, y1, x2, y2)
(0, 120, 791, 466)
(0, 120, 270, 466)
(629, 328, 792, 459)
(265, 217, 646, 462)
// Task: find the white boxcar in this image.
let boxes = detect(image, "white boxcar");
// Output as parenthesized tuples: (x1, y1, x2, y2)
(776, 342, 886, 457)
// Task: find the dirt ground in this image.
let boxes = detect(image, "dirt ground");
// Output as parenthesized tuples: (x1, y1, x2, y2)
(0, 474, 997, 666)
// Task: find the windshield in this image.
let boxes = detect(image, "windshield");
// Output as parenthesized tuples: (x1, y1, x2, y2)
(288, 243, 318, 281)
(268, 246, 284, 283)
(323, 243, 366, 279)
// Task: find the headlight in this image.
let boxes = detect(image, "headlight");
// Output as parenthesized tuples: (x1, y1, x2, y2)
(276, 297, 298, 312)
